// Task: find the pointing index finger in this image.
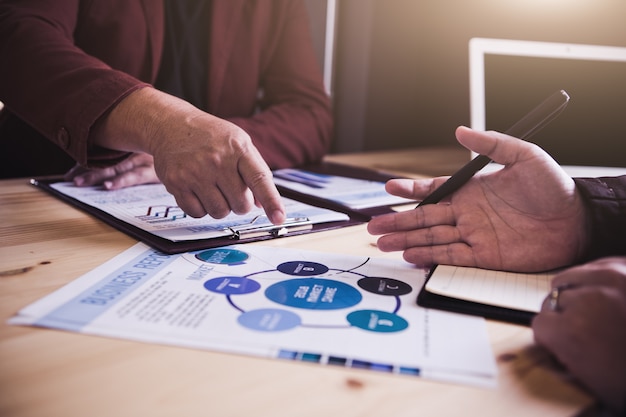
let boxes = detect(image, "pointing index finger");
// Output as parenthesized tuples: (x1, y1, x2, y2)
(239, 154, 286, 225)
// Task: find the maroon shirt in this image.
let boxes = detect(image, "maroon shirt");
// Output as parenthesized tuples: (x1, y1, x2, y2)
(0, 0, 332, 173)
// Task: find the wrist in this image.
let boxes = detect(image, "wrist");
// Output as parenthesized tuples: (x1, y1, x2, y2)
(91, 87, 200, 155)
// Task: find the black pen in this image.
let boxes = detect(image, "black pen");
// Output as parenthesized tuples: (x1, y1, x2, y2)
(416, 90, 570, 207)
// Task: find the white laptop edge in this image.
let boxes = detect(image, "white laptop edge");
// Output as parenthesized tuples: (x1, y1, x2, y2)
(468, 37, 626, 176)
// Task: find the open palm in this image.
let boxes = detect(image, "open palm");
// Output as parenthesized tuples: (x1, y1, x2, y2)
(368, 127, 588, 272)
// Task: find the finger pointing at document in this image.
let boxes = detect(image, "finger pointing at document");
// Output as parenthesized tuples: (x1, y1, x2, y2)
(92, 88, 286, 225)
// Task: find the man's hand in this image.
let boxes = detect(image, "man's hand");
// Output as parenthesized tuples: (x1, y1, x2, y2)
(64, 153, 159, 189)
(532, 257, 626, 414)
(367, 126, 589, 272)
(90, 87, 286, 224)
(150, 111, 285, 222)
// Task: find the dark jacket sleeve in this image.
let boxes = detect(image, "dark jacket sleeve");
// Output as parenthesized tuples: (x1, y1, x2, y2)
(0, 1, 154, 168)
(0, 0, 331, 171)
(574, 176, 626, 260)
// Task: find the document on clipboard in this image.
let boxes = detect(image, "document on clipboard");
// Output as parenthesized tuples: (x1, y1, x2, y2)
(31, 162, 412, 254)
(273, 168, 414, 210)
(272, 162, 416, 219)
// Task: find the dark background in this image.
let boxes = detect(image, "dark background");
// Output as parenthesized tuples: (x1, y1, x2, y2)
(322, 0, 626, 158)
(484, 55, 626, 167)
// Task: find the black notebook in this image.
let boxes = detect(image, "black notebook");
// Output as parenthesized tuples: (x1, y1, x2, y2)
(31, 162, 414, 254)
(417, 264, 556, 325)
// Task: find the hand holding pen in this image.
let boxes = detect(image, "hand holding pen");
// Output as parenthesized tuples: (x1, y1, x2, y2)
(417, 90, 570, 206)
(367, 90, 587, 272)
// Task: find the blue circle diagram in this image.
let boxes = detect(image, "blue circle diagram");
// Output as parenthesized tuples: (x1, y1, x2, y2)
(198, 250, 412, 335)
(196, 248, 249, 264)
(204, 276, 261, 295)
(265, 278, 362, 310)
(238, 308, 301, 332)
(347, 310, 408, 333)
(277, 261, 329, 276)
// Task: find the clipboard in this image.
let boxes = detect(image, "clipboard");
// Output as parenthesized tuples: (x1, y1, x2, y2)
(31, 162, 411, 254)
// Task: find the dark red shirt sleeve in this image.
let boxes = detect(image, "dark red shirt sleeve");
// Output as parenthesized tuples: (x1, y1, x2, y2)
(574, 176, 626, 260)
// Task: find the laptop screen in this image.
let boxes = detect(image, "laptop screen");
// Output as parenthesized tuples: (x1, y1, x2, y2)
(470, 38, 626, 168)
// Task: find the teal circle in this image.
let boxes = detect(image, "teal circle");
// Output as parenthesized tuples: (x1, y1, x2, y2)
(347, 310, 408, 333)
(195, 248, 249, 264)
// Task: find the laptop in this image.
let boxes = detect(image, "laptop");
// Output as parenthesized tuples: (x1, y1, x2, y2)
(469, 38, 626, 169)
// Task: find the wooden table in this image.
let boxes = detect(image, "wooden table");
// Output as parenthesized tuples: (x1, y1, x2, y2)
(0, 148, 593, 417)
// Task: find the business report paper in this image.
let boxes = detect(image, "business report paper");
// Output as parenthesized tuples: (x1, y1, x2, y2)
(9, 244, 497, 387)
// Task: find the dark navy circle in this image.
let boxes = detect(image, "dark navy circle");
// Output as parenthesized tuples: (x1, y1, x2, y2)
(277, 261, 329, 276)
(357, 277, 412, 296)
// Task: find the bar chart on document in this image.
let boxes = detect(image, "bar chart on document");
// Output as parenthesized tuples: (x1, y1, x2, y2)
(48, 182, 349, 241)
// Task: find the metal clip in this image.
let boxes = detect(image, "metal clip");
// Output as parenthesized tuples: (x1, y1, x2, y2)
(226, 215, 312, 240)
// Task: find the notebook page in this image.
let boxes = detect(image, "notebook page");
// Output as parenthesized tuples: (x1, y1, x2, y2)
(425, 265, 555, 313)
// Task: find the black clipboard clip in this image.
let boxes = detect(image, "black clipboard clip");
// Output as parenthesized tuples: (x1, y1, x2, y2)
(226, 215, 312, 240)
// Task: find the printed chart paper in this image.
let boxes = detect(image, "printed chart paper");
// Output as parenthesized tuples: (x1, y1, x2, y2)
(9, 244, 497, 387)
(273, 168, 415, 209)
(49, 182, 349, 242)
